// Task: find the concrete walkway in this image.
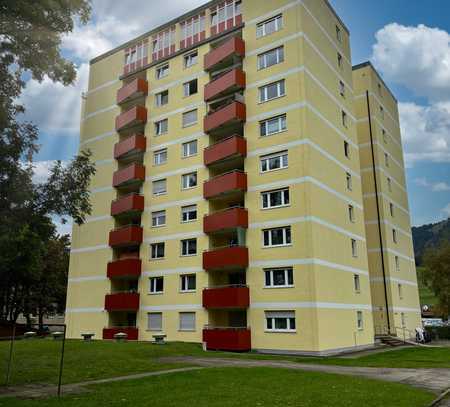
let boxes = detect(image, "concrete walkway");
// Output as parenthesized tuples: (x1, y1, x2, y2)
(162, 356, 450, 394)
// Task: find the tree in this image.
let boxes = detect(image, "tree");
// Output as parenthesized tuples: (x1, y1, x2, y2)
(423, 242, 450, 319)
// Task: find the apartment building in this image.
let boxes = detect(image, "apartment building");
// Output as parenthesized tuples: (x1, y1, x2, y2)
(66, 0, 421, 355)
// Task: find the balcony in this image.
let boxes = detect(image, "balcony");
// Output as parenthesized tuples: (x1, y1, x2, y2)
(112, 163, 145, 189)
(111, 194, 144, 217)
(107, 258, 142, 279)
(104, 292, 140, 311)
(203, 246, 248, 271)
(115, 105, 147, 132)
(204, 101, 246, 134)
(204, 69, 246, 102)
(203, 286, 249, 309)
(204, 135, 246, 167)
(109, 225, 143, 248)
(202, 327, 251, 351)
(204, 207, 248, 234)
(204, 37, 245, 72)
(103, 327, 139, 340)
(114, 134, 146, 160)
(203, 170, 247, 200)
(116, 78, 148, 105)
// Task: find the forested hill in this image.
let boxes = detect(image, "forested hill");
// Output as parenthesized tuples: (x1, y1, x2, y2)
(412, 218, 450, 265)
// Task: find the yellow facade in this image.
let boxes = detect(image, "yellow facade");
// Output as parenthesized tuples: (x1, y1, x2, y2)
(66, 0, 420, 354)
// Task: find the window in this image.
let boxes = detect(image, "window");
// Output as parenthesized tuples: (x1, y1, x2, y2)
(339, 80, 345, 97)
(153, 148, 167, 165)
(182, 109, 197, 127)
(357, 311, 363, 330)
(389, 202, 394, 217)
(346, 172, 352, 191)
(398, 284, 403, 299)
(256, 14, 282, 38)
(401, 312, 406, 327)
(382, 129, 387, 143)
(342, 110, 348, 128)
(337, 52, 343, 68)
(156, 64, 169, 79)
(149, 276, 164, 294)
(179, 312, 196, 331)
(351, 239, 358, 257)
(259, 79, 285, 102)
(184, 50, 198, 68)
(336, 25, 342, 42)
(257, 46, 284, 70)
(181, 238, 197, 256)
(260, 114, 286, 137)
(344, 141, 350, 158)
(148, 313, 162, 331)
(155, 119, 168, 135)
(392, 229, 397, 243)
(263, 226, 291, 247)
(182, 205, 197, 222)
(264, 268, 293, 288)
(348, 205, 355, 222)
(380, 105, 384, 119)
(150, 242, 165, 259)
(152, 210, 166, 227)
(378, 83, 382, 96)
(261, 188, 290, 209)
(156, 90, 168, 106)
(182, 140, 197, 157)
(265, 311, 296, 332)
(182, 172, 197, 189)
(183, 79, 198, 96)
(387, 177, 392, 192)
(260, 151, 288, 172)
(395, 255, 400, 271)
(354, 274, 360, 292)
(153, 179, 167, 195)
(384, 152, 389, 167)
(180, 274, 196, 292)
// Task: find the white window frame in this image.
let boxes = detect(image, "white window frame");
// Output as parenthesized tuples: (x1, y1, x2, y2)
(390, 202, 394, 217)
(182, 140, 198, 157)
(179, 312, 196, 331)
(354, 274, 360, 293)
(180, 274, 196, 292)
(181, 205, 197, 222)
(265, 311, 296, 332)
(387, 177, 392, 192)
(183, 78, 198, 97)
(398, 283, 403, 299)
(181, 172, 197, 189)
(348, 204, 355, 223)
(395, 255, 400, 271)
(181, 238, 197, 256)
(182, 109, 197, 127)
(337, 52, 343, 68)
(152, 210, 166, 227)
(339, 80, 345, 97)
(346, 172, 353, 191)
(152, 179, 167, 196)
(156, 63, 169, 79)
(149, 276, 164, 294)
(257, 46, 284, 70)
(184, 50, 198, 68)
(148, 312, 162, 331)
(351, 239, 358, 257)
(259, 114, 286, 137)
(259, 79, 285, 103)
(156, 90, 169, 106)
(344, 140, 350, 158)
(155, 118, 168, 135)
(261, 188, 290, 209)
(342, 110, 348, 128)
(392, 229, 398, 243)
(264, 267, 294, 288)
(150, 242, 165, 259)
(256, 14, 283, 38)
(153, 148, 167, 166)
(260, 151, 288, 173)
(262, 226, 291, 247)
(336, 25, 342, 42)
(357, 311, 363, 330)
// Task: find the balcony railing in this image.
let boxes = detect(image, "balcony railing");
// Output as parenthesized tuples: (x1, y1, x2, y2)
(112, 163, 145, 189)
(204, 135, 246, 167)
(203, 285, 249, 309)
(202, 326, 251, 351)
(115, 105, 147, 132)
(204, 68, 246, 102)
(104, 292, 140, 311)
(116, 78, 148, 105)
(203, 206, 248, 234)
(203, 170, 247, 200)
(114, 134, 146, 160)
(107, 258, 142, 279)
(204, 37, 245, 72)
(203, 245, 248, 271)
(103, 326, 139, 340)
(204, 101, 246, 133)
(111, 193, 144, 217)
(108, 225, 143, 248)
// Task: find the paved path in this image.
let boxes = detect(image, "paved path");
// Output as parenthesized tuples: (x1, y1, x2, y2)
(162, 356, 450, 394)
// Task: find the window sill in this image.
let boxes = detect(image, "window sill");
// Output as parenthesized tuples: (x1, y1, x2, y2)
(261, 204, 290, 211)
(153, 192, 167, 197)
(182, 122, 198, 129)
(264, 285, 294, 289)
(181, 219, 197, 224)
(258, 94, 286, 105)
(264, 330, 296, 334)
(181, 154, 198, 159)
(181, 186, 198, 191)
(178, 329, 196, 332)
(151, 224, 166, 228)
(180, 290, 196, 294)
(262, 244, 292, 249)
(259, 128, 288, 139)
(148, 292, 164, 296)
(150, 257, 166, 261)
(180, 254, 197, 258)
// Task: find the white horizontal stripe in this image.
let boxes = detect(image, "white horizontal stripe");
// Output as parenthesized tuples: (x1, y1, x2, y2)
(360, 166, 407, 193)
(71, 244, 109, 254)
(363, 193, 409, 215)
(370, 277, 417, 287)
(141, 304, 202, 311)
(68, 276, 107, 283)
(91, 186, 113, 194)
(247, 32, 304, 57)
(143, 267, 203, 277)
(95, 158, 114, 166)
(250, 302, 372, 310)
(150, 102, 202, 123)
(365, 220, 412, 238)
(82, 104, 117, 121)
(150, 132, 205, 151)
(85, 215, 112, 224)
(246, 0, 302, 26)
(144, 230, 204, 244)
(391, 306, 420, 313)
(65, 307, 104, 313)
(146, 164, 204, 181)
(146, 196, 202, 212)
(80, 131, 115, 147)
(367, 247, 415, 263)
(85, 79, 119, 96)
(150, 72, 206, 95)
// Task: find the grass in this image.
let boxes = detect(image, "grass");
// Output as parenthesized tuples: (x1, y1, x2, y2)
(0, 367, 435, 407)
(0, 339, 449, 388)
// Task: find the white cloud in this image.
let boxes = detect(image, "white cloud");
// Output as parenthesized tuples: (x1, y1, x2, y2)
(442, 203, 450, 218)
(31, 160, 68, 184)
(414, 177, 450, 192)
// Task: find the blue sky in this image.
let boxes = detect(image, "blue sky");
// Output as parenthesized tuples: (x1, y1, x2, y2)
(21, 0, 450, 230)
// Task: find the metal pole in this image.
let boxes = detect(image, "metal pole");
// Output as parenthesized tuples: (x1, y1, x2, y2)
(57, 325, 66, 397)
(5, 323, 16, 386)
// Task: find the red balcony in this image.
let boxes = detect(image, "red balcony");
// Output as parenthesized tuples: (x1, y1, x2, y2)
(204, 135, 247, 167)
(204, 69, 246, 102)
(107, 258, 142, 279)
(204, 101, 246, 133)
(202, 327, 251, 351)
(116, 78, 148, 105)
(204, 37, 245, 72)
(109, 225, 143, 248)
(203, 170, 247, 200)
(114, 134, 146, 160)
(103, 327, 139, 340)
(203, 286, 249, 309)
(204, 207, 248, 234)
(203, 246, 249, 271)
(115, 106, 147, 132)
(104, 292, 140, 311)
(112, 163, 145, 188)
(111, 194, 144, 217)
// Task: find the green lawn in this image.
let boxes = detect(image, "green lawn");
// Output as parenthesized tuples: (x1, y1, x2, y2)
(0, 367, 435, 407)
